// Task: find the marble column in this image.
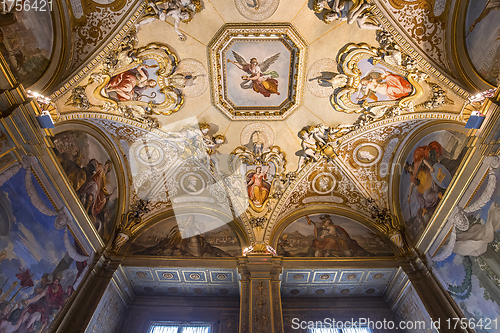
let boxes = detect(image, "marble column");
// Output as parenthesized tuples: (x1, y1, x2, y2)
(238, 254, 283, 333)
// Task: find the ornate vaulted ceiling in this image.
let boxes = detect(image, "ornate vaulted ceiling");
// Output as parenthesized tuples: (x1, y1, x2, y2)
(10, 0, 498, 277)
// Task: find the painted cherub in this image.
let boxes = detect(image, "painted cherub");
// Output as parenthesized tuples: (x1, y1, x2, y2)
(138, 0, 202, 41)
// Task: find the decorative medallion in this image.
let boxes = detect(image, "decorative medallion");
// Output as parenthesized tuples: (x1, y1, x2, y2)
(162, 272, 174, 279)
(311, 173, 336, 194)
(306, 58, 341, 98)
(346, 273, 357, 280)
(180, 172, 206, 195)
(234, 0, 280, 21)
(193, 288, 204, 294)
(240, 123, 275, 148)
(315, 289, 326, 295)
(293, 274, 304, 280)
(189, 273, 201, 280)
(319, 274, 330, 280)
(340, 288, 350, 295)
(136, 271, 147, 278)
(217, 273, 228, 280)
(353, 143, 382, 167)
(174, 59, 209, 98)
(208, 23, 307, 120)
(219, 288, 229, 295)
(373, 273, 384, 280)
(365, 288, 375, 295)
(135, 142, 165, 167)
(168, 287, 178, 293)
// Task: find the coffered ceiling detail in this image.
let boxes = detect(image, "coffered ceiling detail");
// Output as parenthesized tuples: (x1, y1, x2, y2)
(281, 268, 397, 297)
(124, 267, 240, 297)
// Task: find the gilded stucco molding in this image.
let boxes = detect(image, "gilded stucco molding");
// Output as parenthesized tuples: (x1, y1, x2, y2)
(67, 0, 139, 73)
(207, 23, 308, 120)
(371, 3, 471, 99)
(50, 3, 146, 101)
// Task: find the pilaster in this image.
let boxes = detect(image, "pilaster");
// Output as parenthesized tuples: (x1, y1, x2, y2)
(238, 255, 283, 333)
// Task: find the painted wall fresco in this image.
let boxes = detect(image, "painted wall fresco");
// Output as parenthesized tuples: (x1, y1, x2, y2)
(0, 167, 90, 333)
(0, 8, 53, 87)
(276, 214, 393, 257)
(125, 214, 242, 257)
(52, 131, 118, 244)
(400, 130, 467, 241)
(433, 164, 500, 332)
(466, 0, 500, 86)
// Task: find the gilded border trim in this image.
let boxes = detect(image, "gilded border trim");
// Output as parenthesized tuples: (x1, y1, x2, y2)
(371, 3, 470, 100)
(50, 3, 146, 101)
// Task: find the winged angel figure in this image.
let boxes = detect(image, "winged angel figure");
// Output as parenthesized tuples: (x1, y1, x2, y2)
(227, 51, 281, 97)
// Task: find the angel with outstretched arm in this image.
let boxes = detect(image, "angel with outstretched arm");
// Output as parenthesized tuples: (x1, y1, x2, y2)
(227, 51, 281, 97)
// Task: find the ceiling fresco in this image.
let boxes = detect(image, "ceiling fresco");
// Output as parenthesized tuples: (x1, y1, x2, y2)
(277, 214, 394, 257)
(0, 8, 53, 87)
(208, 23, 307, 120)
(465, 0, 500, 87)
(399, 129, 468, 242)
(53, 130, 119, 245)
(124, 214, 242, 257)
(41, 0, 485, 285)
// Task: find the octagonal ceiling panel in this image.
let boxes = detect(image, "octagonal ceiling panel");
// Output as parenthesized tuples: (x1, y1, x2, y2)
(208, 23, 307, 120)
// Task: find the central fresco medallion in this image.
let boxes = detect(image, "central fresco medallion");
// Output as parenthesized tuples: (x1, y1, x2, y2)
(208, 23, 307, 120)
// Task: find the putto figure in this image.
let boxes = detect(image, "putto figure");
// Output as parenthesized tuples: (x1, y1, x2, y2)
(227, 51, 281, 97)
(139, 0, 203, 41)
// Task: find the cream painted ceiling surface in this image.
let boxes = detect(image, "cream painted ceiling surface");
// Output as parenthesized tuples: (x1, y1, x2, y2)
(53, 0, 466, 167)
(49, 0, 474, 258)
